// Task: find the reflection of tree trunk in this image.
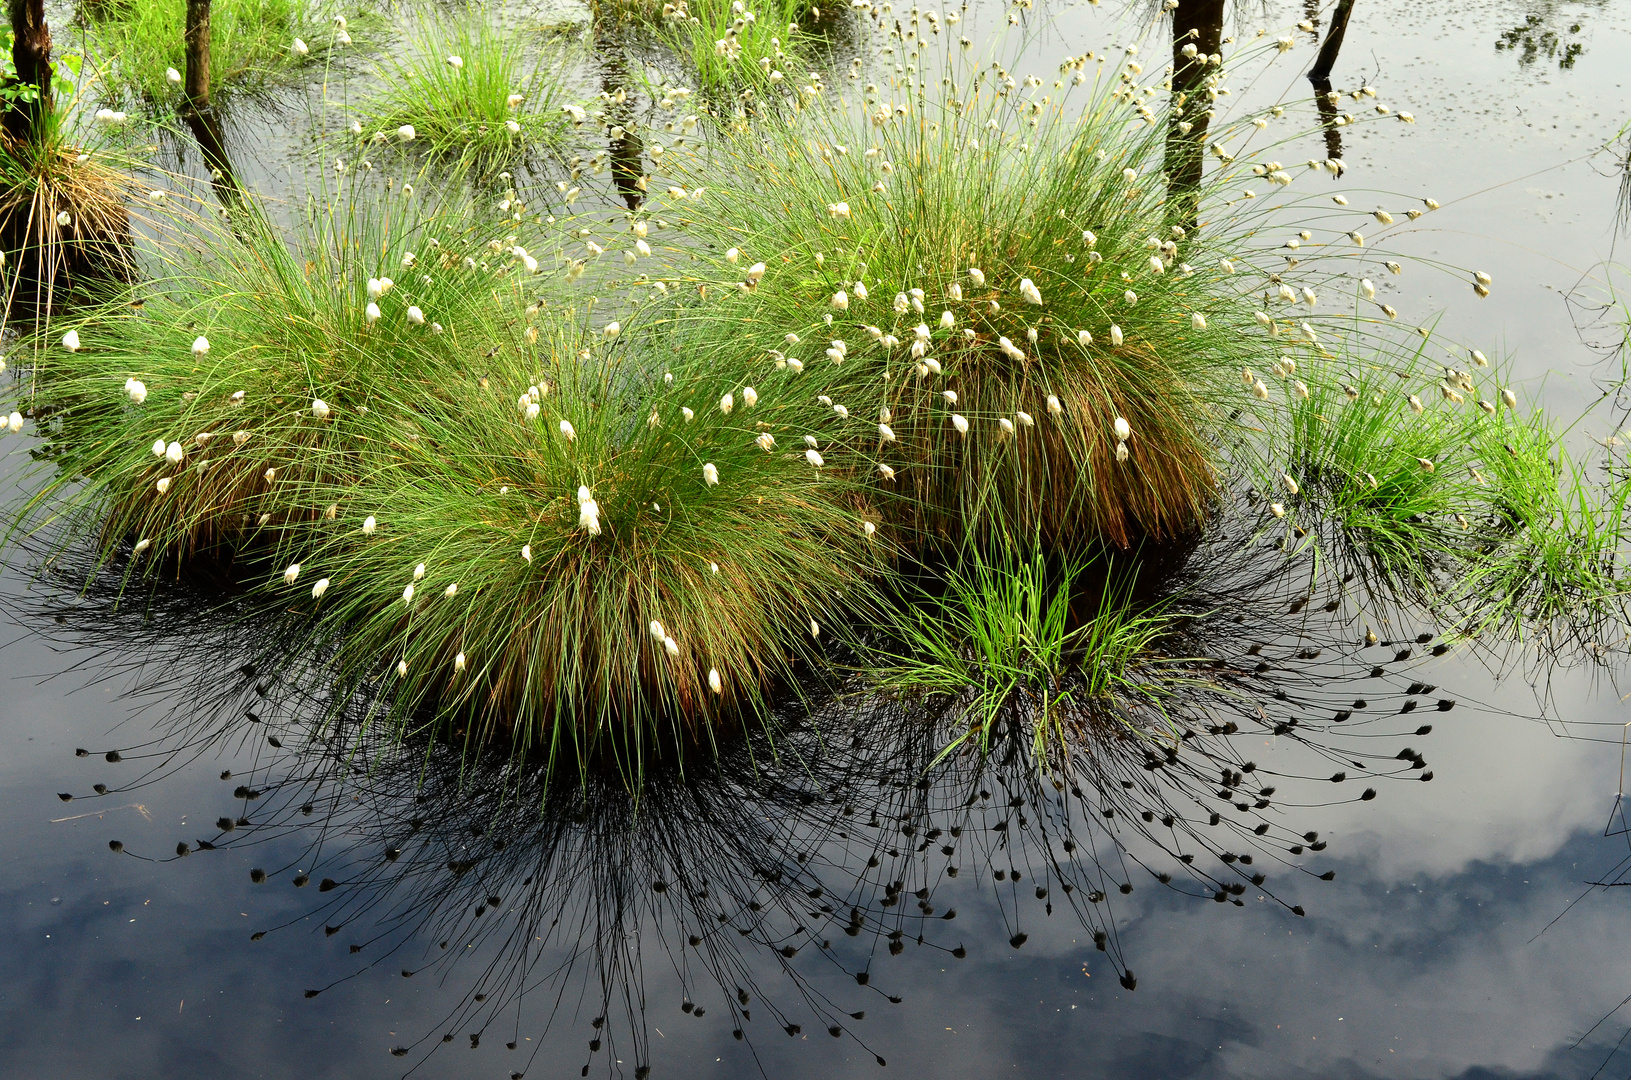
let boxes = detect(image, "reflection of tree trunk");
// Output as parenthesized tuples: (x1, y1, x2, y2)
(1310, 78, 1342, 162)
(184, 0, 212, 108)
(597, 29, 643, 211)
(609, 127, 643, 211)
(5, 0, 53, 143)
(1165, 0, 1225, 230)
(1309, 0, 1356, 82)
(182, 106, 240, 205)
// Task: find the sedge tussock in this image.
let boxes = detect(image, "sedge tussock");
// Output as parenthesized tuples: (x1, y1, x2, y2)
(354, 6, 580, 168)
(0, 181, 885, 770)
(84, 0, 367, 104)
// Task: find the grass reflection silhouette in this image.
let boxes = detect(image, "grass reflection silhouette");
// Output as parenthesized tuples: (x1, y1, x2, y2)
(6, 510, 1469, 1075)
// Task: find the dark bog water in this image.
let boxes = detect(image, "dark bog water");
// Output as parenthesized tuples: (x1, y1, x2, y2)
(4, 1, 1631, 1078)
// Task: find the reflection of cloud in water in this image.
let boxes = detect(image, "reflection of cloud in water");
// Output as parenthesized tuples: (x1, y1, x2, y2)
(849, 826, 1631, 1080)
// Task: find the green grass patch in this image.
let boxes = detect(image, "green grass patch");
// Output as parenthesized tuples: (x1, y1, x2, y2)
(650, 35, 1313, 550)
(354, 7, 579, 169)
(1236, 322, 1631, 646)
(83, 0, 361, 105)
(1, 174, 887, 774)
(865, 545, 1179, 766)
(595, 0, 824, 99)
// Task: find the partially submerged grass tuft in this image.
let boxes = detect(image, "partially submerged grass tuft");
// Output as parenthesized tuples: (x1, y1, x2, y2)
(356, 8, 578, 168)
(594, 0, 822, 98)
(83, 0, 362, 104)
(1239, 324, 1631, 648)
(0, 69, 143, 320)
(2, 178, 885, 775)
(866, 544, 1179, 765)
(656, 33, 1322, 549)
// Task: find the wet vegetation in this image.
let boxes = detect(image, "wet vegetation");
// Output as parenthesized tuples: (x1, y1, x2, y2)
(354, 7, 579, 168)
(0, 0, 1627, 767)
(2, 0, 1631, 1073)
(83, 0, 360, 104)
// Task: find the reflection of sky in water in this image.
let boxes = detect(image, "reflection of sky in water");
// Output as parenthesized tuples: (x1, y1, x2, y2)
(5, 1, 1631, 1078)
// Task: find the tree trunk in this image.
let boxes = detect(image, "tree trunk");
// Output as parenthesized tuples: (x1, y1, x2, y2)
(1308, 0, 1356, 83)
(181, 0, 240, 204)
(5, 0, 53, 143)
(184, 0, 211, 108)
(1165, 0, 1226, 229)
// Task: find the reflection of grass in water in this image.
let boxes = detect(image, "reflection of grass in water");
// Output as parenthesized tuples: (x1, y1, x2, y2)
(83, 0, 364, 103)
(33, 516, 1447, 1068)
(355, 7, 578, 168)
(1495, 10, 1592, 71)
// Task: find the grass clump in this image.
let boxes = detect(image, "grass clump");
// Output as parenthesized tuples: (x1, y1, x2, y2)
(1, 174, 885, 770)
(285, 311, 885, 762)
(665, 0, 822, 98)
(653, 36, 1302, 550)
(594, 0, 822, 98)
(83, 0, 358, 104)
(1264, 336, 1479, 598)
(867, 544, 1177, 763)
(356, 8, 577, 168)
(1238, 322, 1631, 646)
(0, 58, 141, 320)
(1454, 408, 1631, 640)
